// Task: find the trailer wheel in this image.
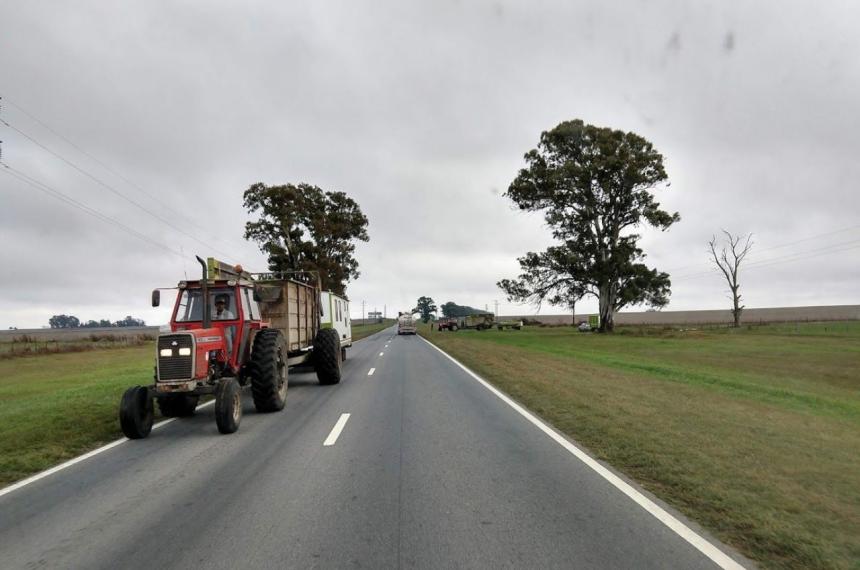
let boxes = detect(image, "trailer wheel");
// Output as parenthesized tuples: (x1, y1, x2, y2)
(314, 328, 342, 385)
(450, 324, 458, 332)
(157, 394, 199, 417)
(120, 386, 153, 439)
(215, 378, 242, 434)
(249, 329, 287, 413)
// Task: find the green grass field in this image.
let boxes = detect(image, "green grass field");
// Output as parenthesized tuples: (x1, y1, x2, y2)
(0, 346, 154, 486)
(421, 322, 860, 570)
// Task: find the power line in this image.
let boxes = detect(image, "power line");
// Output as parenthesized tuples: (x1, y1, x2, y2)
(672, 238, 860, 281)
(0, 116, 239, 263)
(661, 223, 860, 275)
(1, 95, 245, 256)
(0, 162, 185, 258)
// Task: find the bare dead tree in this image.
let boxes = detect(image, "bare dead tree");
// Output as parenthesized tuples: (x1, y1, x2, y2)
(708, 230, 753, 327)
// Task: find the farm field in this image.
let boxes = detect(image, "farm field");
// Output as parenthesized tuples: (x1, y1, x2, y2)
(0, 345, 154, 486)
(421, 322, 860, 570)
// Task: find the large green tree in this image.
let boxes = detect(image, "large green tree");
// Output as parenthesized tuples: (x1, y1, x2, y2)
(414, 296, 437, 323)
(500, 120, 677, 332)
(244, 183, 369, 295)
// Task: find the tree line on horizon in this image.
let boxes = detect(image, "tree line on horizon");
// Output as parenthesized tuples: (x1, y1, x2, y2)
(48, 315, 147, 329)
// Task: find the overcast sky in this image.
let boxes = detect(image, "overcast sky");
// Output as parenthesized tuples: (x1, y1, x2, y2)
(1, 0, 858, 328)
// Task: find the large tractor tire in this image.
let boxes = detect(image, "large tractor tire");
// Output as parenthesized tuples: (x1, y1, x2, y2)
(157, 393, 199, 417)
(313, 328, 342, 385)
(215, 378, 242, 434)
(120, 386, 154, 439)
(250, 329, 287, 413)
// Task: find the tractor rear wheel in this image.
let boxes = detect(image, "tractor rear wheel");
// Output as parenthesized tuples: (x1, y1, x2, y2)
(314, 328, 342, 385)
(120, 386, 154, 439)
(157, 393, 199, 417)
(215, 378, 242, 434)
(250, 329, 288, 413)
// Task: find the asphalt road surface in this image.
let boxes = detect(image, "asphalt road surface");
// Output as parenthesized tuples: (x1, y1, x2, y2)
(0, 327, 745, 569)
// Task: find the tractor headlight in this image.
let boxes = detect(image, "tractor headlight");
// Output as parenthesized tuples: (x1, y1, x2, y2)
(178, 347, 192, 356)
(160, 348, 173, 357)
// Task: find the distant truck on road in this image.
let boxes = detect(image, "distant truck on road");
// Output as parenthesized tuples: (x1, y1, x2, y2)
(398, 313, 417, 335)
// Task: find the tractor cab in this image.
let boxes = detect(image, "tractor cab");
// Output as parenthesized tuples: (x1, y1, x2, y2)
(153, 258, 267, 381)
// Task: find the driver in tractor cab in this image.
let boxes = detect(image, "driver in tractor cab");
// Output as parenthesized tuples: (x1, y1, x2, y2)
(213, 294, 234, 320)
(213, 293, 235, 357)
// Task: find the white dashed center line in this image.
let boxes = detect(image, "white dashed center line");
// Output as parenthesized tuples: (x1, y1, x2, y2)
(368, 368, 376, 376)
(379, 352, 384, 356)
(323, 413, 351, 446)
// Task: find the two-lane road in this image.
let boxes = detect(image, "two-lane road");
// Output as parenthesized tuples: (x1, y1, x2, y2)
(0, 327, 744, 569)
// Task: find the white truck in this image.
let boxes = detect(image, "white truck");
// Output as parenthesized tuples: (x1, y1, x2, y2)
(397, 313, 417, 335)
(321, 291, 352, 360)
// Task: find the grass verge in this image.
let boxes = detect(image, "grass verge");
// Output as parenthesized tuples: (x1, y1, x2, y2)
(352, 319, 395, 341)
(0, 345, 154, 487)
(420, 322, 860, 570)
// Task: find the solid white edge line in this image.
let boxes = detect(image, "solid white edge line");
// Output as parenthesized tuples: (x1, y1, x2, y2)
(0, 398, 216, 499)
(323, 413, 351, 446)
(419, 336, 746, 570)
(368, 368, 376, 376)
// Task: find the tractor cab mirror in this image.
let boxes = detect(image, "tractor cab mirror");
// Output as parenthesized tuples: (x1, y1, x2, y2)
(151, 290, 160, 307)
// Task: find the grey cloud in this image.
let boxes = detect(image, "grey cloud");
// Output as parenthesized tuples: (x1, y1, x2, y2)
(1, 0, 858, 327)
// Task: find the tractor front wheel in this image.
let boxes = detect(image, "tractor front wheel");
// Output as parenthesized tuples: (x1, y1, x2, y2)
(314, 328, 342, 385)
(215, 378, 242, 434)
(120, 386, 154, 439)
(250, 329, 287, 413)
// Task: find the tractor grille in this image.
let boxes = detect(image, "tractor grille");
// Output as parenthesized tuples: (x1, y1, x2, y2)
(157, 334, 194, 381)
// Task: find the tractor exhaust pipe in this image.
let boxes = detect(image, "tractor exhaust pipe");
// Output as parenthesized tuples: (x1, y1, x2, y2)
(196, 256, 211, 328)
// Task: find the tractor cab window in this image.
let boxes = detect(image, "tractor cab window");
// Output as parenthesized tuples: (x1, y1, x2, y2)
(175, 289, 236, 322)
(176, 289, 204, 322)
(241, 287, 260, 320)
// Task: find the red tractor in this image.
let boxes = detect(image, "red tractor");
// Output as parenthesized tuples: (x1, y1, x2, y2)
(119, 256, 343, 438)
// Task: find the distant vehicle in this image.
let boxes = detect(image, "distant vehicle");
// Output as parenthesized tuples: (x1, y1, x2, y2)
(461, 314, 494, 331)
(496, 319, 523, 331)
(436, 317, 459, 331)
(321, 291, 352, 361)
(578, 321, 592, 332)
(398, 313, 417, 335)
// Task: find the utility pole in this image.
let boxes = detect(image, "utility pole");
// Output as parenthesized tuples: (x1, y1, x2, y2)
(362, 300, 365, 325)
(494, 300, 499, 317)
(384, 304, 386, 319)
